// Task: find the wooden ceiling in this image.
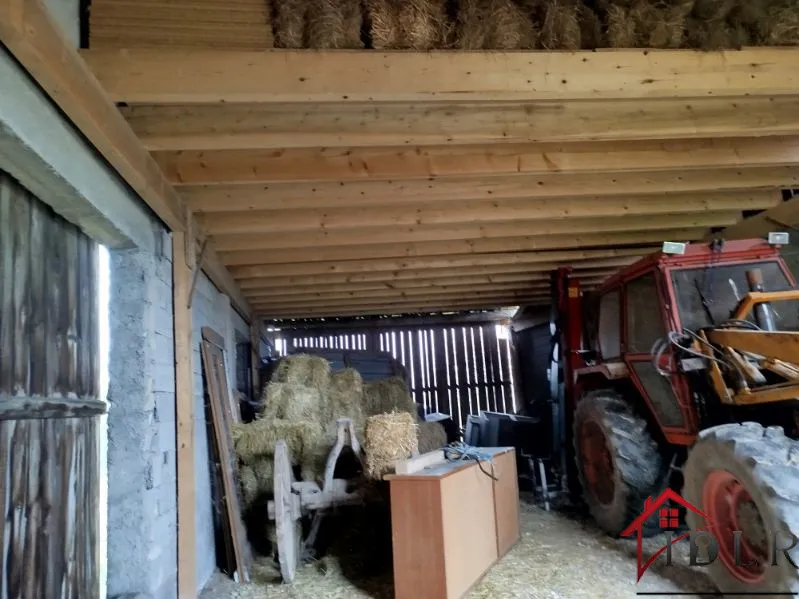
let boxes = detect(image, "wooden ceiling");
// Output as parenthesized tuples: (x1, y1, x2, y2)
(73, 47, 799, 320)
(8, 0, 799, 322)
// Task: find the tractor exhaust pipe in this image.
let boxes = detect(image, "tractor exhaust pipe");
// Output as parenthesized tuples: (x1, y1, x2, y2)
(746, 268, 776, 331)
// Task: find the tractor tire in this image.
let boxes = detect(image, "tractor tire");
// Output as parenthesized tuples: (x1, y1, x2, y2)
(682, 422, 799, 596)
(573, 390, 664, 537)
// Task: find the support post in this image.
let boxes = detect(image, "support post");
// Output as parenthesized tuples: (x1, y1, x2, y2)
(173, 231, 196, 598)
(250, 320, 261, 398)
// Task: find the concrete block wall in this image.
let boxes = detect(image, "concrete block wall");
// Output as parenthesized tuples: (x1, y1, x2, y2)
(106, 229, 178, 599)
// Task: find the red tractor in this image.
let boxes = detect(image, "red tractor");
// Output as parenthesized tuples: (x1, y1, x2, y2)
(550, 237, 799, 595)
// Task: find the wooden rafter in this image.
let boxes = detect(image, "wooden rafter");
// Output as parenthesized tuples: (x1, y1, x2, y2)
(79, 48, 799, 103)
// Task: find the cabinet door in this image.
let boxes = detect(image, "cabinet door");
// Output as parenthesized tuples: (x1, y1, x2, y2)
(493, 451, 520, 557)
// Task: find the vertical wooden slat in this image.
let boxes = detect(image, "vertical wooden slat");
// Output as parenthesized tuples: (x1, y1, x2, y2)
(59, 224, 79, 397)
(173, 231, 197, 599)
(494, 331, 508, 413)
(0, 176, 14, 394)
(472, 327, 488, 413)
(483, 324, 500, 412)
(410, 329, 424, 407)
(21, 421, 40, 599)
(446, 328, 461, 427)
(28, 198, 48, 397)
(454, 327, 471, 429)
(11, 187, 31, 395)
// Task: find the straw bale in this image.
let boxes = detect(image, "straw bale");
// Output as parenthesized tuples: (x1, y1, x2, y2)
(363, 377, 418, 417)
(239, 459, 275, 508)
(271, 354, 332, 393)
(366, 0, 401, 48)
(239, 464, 259, 508)
(684, 16, 748, 48)
(262, 381, 323, 423)
(539, 0, 581, 50)
(768, 3, 799, 45)
(232, 418, 323, 464)
(402, 0, 451, 49)
(325, 367, 366, 435)
(417, 421, 448, 453)
(456, 0, 537, 49)
(364, 412, 418, 480)
(692, 0, 736, 20)
(606, 4, 636, 46)
(273, 0, 307, 47)
(642, 0, 692, 48)
(307, 0, 364, 48)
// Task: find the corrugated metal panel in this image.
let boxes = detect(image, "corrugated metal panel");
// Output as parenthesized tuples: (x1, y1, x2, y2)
(0, 171, 99, 398)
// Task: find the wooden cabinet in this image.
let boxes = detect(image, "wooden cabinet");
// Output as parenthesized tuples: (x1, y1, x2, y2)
(388, 448, 519, 599)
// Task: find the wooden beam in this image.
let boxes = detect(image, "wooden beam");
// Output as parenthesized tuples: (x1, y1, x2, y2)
(229, 247, 654, 279)
(0, 0, 185, 231)
(196, 191, 778, 236)
(258, 297, 551, 319)
(182, 167, 797, 213)
(0, 0, 254, 321)
(201, 242, 253, 320)
(158, 138, 799, 185)
(79, 48, 799, 104)
(716, 195, 799, 241)
(219, 227, 708, 266)
(172, 231, 196, 599)
(239, 266, 617, 292)
(209, 212, 740, 252)
(121, 96, 799, 151)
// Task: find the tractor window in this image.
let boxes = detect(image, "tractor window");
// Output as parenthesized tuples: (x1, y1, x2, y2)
(598, 290, 621, 360)
(671, 260, 799, 331)
(626, 273, 666, 353)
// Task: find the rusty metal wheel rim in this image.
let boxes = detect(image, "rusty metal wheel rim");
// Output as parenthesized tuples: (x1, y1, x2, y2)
(579, 421, 616, 506)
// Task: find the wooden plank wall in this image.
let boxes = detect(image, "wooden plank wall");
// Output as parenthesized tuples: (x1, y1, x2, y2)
(279, 321, 517, 429)
(0, 170, 103, 598)
(0, 170, 99, 399)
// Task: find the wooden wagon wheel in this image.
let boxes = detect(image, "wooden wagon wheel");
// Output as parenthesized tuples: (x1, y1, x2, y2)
(273, 440, 302, 583)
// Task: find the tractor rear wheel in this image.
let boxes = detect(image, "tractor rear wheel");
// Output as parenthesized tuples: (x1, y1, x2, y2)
(573, 390, 664, 536)
(683, 422, 799, 595)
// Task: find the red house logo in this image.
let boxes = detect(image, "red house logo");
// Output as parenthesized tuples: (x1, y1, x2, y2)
(620, 489, 713, 582)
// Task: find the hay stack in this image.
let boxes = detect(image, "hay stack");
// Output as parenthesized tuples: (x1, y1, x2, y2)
(767, 2, 799, 45)
(539, 0, 581, 50)
(239, 460, 275, 508)
(363, 377, 418, 418)
(271, 354, 332, 393)
(325, 368, 366, 436)
(608, 0, 692, 48)
(578, 3, 604, 48)
(364, 412, 418, 479)
(273, 0, 307, 47)
(307, 0, 364, 48)
(232, 418, 323, 464)
(260, 381, 324, 423)
(455, 0, 538, 50)
(417, 421, 448, 453)
(367, 0, 450, 49)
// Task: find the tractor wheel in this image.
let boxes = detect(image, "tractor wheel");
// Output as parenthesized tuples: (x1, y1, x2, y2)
(573, 390, 664, 537)
(683, 422, 799, 595)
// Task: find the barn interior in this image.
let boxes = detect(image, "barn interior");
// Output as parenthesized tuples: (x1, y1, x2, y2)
(1, 0, 799, 598)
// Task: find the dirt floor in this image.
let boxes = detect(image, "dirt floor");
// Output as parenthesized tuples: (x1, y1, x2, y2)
(201, 494, 717, 599)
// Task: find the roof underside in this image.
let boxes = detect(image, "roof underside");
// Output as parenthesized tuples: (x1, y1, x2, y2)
(10, 1, 799, 322)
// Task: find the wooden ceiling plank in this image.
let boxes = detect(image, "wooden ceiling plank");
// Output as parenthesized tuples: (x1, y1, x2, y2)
(79, 48, 799, 104)
(182, 167, 798, 213)
(229, 246, 655, 279)
(210, 211, 740, 251)
(220, 227, 708, 266)
(238, 265, 621, 291)
(123, 96, 799, 151)
(716, 195, 799, 240)
(158, 138, 799, 185)
(197, 191, 778, 235)
(255, 294, 553, 311)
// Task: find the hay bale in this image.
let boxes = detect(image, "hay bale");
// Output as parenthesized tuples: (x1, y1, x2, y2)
(456, 0, 537, 49)
(307, 0, 364, 48)
(539, 0, 581, 50)
(326, 368, 366, 434)
(273, 0, 307, 48)
(692, 0, 736, 20)
(271, 354, 332, 393)
(685, 16, 748, 48)
(232, 418, 323, 464)
(642, 0, 693, 48)
(363, 377, 418, 417)
(401, 0, 451, 49)
(364, 412, 418, 479)
(417, 421, 448, 453)
(607, 4, 637, 47)
(262, 381, 323, 423)
(239, 459, 275, 508)
(366, 0, 402, 48)
(768, 3, 799, 45)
